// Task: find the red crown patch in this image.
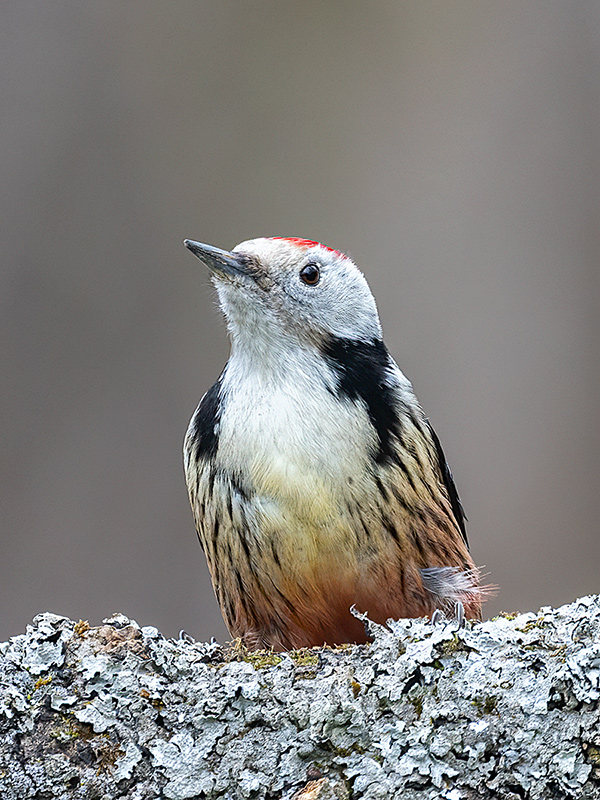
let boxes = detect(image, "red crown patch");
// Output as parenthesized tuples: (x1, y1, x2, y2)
(270, 237, 346, 260)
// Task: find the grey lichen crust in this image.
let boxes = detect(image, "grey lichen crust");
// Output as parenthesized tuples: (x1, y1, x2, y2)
(1, 599, 600, 799)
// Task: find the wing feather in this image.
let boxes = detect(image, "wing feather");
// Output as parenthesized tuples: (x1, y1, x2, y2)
(425, 420, 469, 548)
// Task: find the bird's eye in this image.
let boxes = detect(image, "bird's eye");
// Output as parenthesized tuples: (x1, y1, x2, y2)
(299, 263, 320, 286)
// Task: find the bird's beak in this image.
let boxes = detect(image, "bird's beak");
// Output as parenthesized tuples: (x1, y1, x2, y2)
(183, 239, 250, 280)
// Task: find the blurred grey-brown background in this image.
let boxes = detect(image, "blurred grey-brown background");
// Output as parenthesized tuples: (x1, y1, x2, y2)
(2, 2, 599, 642)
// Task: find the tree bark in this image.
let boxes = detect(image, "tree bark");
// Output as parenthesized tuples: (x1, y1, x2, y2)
(1, 597, 599, 799)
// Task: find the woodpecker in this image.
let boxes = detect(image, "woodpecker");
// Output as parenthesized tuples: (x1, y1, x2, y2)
(183, 236, 483, 651)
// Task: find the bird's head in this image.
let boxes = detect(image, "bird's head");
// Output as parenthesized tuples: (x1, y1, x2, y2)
(184, 237, 382, 353)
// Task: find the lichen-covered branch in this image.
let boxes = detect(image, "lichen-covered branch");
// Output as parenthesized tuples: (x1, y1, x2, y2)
(1, 597, 600, 799)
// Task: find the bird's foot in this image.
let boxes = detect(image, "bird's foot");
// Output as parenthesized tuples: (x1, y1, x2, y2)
(430, 600, 465, 630)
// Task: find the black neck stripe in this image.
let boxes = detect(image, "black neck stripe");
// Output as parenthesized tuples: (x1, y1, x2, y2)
(321, 336, 401, 465)
(188, 376, 223, 462)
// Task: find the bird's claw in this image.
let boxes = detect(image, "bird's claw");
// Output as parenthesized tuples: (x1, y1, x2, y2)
(430, 609, 445, 626)
(454, 599, 465, 630)
(430, 600, 465, 630)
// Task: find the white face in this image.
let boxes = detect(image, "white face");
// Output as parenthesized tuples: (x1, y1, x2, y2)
(214, 237, 383, 346)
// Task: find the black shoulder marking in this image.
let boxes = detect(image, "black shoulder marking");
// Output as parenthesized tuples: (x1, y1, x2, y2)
(425, 420, 469, 548)
(322, 336, 400, 465)
(188, 377, 223, 461)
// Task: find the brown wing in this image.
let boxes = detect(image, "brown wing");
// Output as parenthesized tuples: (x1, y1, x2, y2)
(425, 420, 469, 548)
